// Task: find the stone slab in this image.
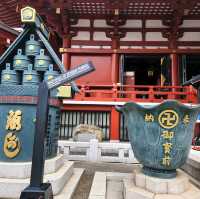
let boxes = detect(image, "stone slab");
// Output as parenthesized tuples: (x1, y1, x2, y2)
(124, 171, 200, 199)
(124, 178, 155, 199)
(106, 180, 123, 199)
(88, 169, 200, 199)
(0, 154, 64, 179)
(134, 169, 189, 194)
(88, 172, 107, 199)
(154, 194, 184, 199)
(0, 161, 73, 198)
(181, 184, 200, 199)
(44, 161, 74, 195)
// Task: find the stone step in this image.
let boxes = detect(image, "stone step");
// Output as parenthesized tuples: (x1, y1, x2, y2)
(0, 154, 64, 179)
(55, 168, 84, 199)
(0, 161, 74, 198)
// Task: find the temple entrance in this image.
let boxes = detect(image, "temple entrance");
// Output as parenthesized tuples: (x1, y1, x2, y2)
(121, 54, 164, 86)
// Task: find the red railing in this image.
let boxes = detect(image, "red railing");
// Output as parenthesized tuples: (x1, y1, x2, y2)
(72, 84, 198, 104)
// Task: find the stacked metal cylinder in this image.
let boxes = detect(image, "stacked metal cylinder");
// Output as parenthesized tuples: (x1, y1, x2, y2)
(1, 34, 59, 86)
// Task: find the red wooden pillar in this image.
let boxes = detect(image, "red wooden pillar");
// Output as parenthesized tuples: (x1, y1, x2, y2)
(62, 36, 71, 70)
(111, 38, 119, 84)
(111, 53, 119, 84)
(171, 53, 179, 86)
(110, 38, 120, 141)
(110, 106, 120, 141)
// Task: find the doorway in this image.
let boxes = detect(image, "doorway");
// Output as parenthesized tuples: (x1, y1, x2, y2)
(121, 54, 165, 86)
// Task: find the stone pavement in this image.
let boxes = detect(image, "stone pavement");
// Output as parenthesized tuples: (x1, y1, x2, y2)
(71, 161, 138, 199)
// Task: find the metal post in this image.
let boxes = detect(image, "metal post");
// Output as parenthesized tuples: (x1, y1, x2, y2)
(20, 82, 53, 198)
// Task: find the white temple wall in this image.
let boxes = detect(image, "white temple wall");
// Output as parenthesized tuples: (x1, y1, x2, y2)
(146, 32, 167, 41)
(146, 20, 167, 28)
(93, 32, 111, 41)
(71, 19, 90, 27)
(93, 20, 111, 27)
(179, 32, 200, 41)
(121, 32, 142, 41)
(181, 20, 200, 28)
(121, 20, 142, 28)
(72, 31, 90, 40)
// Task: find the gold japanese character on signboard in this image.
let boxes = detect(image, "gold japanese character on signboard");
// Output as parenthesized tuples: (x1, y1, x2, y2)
(144, 113, 154, 122)
(6, 110, 22, 131)
(183, 115, 190, 125)
(163, 143, 172, 154)
(158, 110, 179, 129)
(162, 155, 171, 166)
(161, 131, 174, 140)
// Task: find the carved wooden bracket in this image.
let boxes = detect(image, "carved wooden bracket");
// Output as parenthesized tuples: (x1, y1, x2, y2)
(162, 29, 184, 40)
(45, 11, 78, 37)
(106, 28, 126, 39)
(106, 17, 126, 26)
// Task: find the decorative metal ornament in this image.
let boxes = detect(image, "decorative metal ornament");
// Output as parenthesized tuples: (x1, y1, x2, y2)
(34, 49, 51, 71)
(21, 6, 36, 22)
(44, 64, 59, 81)
(25, 34, 43, 56)
(47, 75, 53, 80)
(4, 74, 11, 80)
(3, 132, 21, 159)
(25, 75, 33, 81)
(23, 64, 40, 85)
(13, 49, 31, 71)
(1, 63, 19, 85)
(57, 86, 72, 98)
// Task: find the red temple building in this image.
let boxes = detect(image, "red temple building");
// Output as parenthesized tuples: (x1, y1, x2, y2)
(1, 0, 200, 142)
(0, 21, 18, 55)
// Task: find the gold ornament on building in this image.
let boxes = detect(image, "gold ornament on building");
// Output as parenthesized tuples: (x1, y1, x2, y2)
(28, 45, 35, 51)
(38, 60, 45, 65)
(3, 132, 21, 158)
(21, 6, 36, 22)
(15, 60, 22, 65)
(4, 74, 11, 80)
(6, 110, 22, 131)
(26, 75, 33, 81)
(57, 85, 72, 98)
(48, 75, 54, 80)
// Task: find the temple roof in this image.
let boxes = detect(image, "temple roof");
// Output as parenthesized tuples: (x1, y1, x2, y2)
(0, 0, 200, 28)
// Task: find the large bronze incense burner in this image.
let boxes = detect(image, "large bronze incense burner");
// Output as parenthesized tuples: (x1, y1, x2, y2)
(117, 100, 200, 178)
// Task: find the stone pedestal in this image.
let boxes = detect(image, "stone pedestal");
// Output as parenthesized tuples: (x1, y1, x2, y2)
(123, 169, 200, 199)
(0, 154, 84, 199)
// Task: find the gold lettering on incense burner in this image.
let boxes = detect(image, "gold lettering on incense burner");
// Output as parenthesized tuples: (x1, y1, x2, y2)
(183, 114, 190, 125)
(4, 110, 22, 158)
(161, 130, 174, 140)
(158, 110, 179, 167)
(163, 143, 172, 154)
(162, 155, 171, 166)
(144, 113, 154, 122)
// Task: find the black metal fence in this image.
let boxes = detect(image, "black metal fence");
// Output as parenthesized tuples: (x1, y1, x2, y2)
(59, 110, 110, 140)
(120, 114, 129, 141)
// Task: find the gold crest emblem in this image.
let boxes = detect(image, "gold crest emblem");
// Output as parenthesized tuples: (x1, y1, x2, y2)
(158, 110, 179, 129)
